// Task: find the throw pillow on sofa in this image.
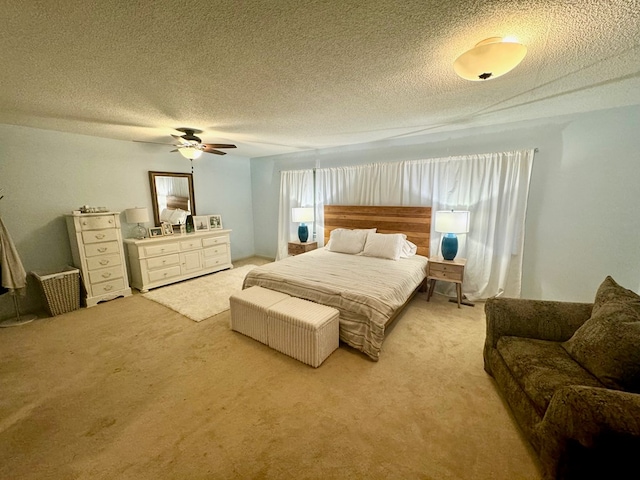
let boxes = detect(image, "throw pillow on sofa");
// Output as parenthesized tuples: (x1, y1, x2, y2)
(562, 276, 640, 393)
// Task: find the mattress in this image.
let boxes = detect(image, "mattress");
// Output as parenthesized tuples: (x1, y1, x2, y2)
(242, 248, 428, 360)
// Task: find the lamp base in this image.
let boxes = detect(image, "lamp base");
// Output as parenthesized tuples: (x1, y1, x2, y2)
(441, 234, 458, 261)
(131, 223, 147, 239)
(298, 224, 309, 243)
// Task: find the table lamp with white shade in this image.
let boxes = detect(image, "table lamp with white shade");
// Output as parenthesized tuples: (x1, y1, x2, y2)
(434, 210, 470, 261)
(125, 207, 150, 239)
(291, 207, 314, 243)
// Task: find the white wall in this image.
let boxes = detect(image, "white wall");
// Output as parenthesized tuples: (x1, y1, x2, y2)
(0, 125, 254, 318)
(251, 105, 640, 302)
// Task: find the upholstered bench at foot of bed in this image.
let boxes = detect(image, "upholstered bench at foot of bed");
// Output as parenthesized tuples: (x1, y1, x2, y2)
(229, 286, 290, 344)
(267, 297, 340, 368)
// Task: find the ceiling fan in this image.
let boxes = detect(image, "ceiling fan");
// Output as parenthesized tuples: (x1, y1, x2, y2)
(136, 128, 237, 159)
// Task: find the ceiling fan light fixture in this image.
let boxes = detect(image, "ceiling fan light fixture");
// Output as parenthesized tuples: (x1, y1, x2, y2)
(453, 37, 527, 81)
(179, 147, 203, 160)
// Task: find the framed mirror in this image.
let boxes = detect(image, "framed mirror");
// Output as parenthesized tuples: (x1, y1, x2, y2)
(148, 171, 196, 227)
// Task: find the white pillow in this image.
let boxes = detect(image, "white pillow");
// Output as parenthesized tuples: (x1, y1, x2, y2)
(159, 208, 173, 223)
(327, 228, 376, 254)
(169, 208, 188, 224)
(400, 240, 417, 258)
(362, 233, 407, 260)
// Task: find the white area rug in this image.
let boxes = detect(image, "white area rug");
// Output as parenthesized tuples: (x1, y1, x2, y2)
(142, 265, 257, 322)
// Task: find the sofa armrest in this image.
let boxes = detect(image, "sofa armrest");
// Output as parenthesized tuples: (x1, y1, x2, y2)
(536, 386, 640, 479)
(484, 297, 593, 349)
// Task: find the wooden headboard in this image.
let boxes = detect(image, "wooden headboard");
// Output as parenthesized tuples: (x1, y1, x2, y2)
(166, 195, 190, 212)
(324, 205, 431, 257)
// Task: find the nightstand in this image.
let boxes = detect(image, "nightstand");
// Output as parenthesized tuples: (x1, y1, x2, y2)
(426, 257, 466, 308)
(288, 240, 318, 256)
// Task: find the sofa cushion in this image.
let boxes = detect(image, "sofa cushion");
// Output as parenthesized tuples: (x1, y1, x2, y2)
(562, 276, 640, 393)
(497, 336, 603, 416)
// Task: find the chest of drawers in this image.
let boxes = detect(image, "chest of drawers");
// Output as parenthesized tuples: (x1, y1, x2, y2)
(66, 212, 132, 307)
(124, 229, 232, 292)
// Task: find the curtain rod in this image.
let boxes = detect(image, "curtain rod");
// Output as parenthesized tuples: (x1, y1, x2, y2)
(280, 148, 539, 171)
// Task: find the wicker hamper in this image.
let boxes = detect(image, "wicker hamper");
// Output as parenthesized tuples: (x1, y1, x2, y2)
(32, 267, 81, 316)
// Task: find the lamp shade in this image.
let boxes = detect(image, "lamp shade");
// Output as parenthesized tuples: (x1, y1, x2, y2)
(454, 37, 527, 81)
(179, 147, 203, 159)
(291, 207, 314, 223)
(125, 207, 150, 224)
(434, 210, 470, 234)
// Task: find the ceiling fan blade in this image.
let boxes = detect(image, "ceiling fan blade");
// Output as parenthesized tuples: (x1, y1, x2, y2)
(133, 140, 177, 146)
(202, 143, 236, 149)
(203, 146, 227, 155)
(171, 134, 190, 145)
(170, 149, 179, 152)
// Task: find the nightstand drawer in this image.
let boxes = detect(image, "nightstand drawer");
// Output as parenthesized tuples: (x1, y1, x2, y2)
(428, 261, 464, 282)
(288, 241, 317, 255)
(428, 269, 463, 282)
(288, 244, 306, 255)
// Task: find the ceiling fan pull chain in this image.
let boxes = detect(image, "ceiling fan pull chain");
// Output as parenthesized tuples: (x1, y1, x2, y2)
(191, 158, 194, 174)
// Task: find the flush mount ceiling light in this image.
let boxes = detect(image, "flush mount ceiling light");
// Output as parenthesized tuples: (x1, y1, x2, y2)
(454, 37, 527, 81)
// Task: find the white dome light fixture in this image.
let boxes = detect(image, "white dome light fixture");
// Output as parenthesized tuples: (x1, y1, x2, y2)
(454, 37, 527, 81)
(178, 146, 203, 159)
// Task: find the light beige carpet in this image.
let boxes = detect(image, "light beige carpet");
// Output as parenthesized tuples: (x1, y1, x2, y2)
(142, 264, 257, 322)
(0, 264, 542, 479)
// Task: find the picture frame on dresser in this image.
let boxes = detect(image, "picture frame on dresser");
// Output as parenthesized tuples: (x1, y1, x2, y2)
(193, 215, 209, 231)
(209, 214, 223, 230)
(149, 227, 163, 237)
(161, 223, 174, 236)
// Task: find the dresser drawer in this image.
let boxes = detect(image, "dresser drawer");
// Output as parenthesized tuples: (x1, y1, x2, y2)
(180, 238, 202, 251)
(203, 254, 229, 269)
(148, 265, 182, 283)
(82, 228, 118, 244)
(202, 235, 229, 247)
(90, 277, 125, 297)
(203, 244, 228, 258)
(86, 253, 122, 271)
(88, 266, 123, 285)
(79, 215, 117, 231)
(146, 254, 180, 270)
(84, 241, 120, 257)
(144, 243, 179, 257)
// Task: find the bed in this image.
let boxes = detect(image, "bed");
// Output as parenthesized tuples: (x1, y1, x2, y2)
(243, 205, 431, 360)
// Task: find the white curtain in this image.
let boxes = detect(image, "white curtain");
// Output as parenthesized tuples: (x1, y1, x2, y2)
(281, 149, 535, 299)
(276, 169, 314, 260)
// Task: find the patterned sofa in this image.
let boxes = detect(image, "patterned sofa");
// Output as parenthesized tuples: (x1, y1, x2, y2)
(483, 277, 640, 479)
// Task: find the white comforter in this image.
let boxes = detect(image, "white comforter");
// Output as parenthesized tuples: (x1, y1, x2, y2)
(242, 248, 428, 360)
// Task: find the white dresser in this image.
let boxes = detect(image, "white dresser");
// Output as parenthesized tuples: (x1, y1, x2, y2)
(66, 212, 132, 307)
(124, 229, 232, 292)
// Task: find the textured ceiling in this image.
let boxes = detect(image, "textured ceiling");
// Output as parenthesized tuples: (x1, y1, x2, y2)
(1, 0, 639, 158)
